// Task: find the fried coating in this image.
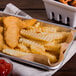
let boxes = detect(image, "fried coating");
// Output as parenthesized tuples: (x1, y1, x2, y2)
(3, 44, 10, 49)
(71, 0, 76, 7)
(23, 19, 37, 27)
(0, 26, 3, 33)
(0, 34, 4, 50)
(3, 16, 19, 48)
(44, 42, 61, 54)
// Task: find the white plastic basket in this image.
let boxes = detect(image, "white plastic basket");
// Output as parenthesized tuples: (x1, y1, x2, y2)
(43, 0, 76, 27)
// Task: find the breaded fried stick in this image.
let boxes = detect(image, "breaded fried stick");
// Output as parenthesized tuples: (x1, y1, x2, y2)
(0, 34, 3, 50)
(0, 26, 3, 33)
(3, 16, 19, 48)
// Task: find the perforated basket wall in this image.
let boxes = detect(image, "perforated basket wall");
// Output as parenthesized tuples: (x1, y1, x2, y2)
(43, 0, 76, 27)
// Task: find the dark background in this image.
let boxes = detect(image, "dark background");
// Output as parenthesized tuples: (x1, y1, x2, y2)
(0, 0, 76, 76)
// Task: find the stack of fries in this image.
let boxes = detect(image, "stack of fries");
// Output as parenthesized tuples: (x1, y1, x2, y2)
(0, 16, 74, 66)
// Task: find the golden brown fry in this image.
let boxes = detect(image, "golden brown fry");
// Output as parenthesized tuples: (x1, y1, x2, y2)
(20, 29, 49, 42)
(3, 49, 27, 57)
(30, 45, 57, 63)
(23, 19, 37, 27)
(66, 32, 73, 43)
(26, 25, 60, 33)
(51, 32, 69, 43)
(20, 29, 68, 42)
(17, 43, 31, 53)
(17, 19, 37, 29)
(34, 22, 40, 27)
(41, 26, 59, 33)
(19, 38, 45, 52)
(18, 19, 37, 29)
(44, 42, 61, 54)
(3, 16, 19, 48)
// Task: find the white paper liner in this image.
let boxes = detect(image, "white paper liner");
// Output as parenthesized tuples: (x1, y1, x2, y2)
(3, 3, 32, 19)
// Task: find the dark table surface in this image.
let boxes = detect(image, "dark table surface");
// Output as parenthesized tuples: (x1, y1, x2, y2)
(0, 0, 76, 76)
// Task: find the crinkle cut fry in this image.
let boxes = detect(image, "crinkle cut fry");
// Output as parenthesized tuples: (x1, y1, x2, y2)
(44, 42, 61, 54)
(17, 43, 31, 53)
(20, 29, 48, 42)
(19, 37, 45, 52)
(3, 48, 57, 63)
(3, 49, 27, 57)
(20, 29, 68, 42)
(30, 45, 57, 63)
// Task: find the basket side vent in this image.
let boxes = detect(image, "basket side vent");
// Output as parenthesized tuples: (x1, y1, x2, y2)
(50, 12, 70, 25)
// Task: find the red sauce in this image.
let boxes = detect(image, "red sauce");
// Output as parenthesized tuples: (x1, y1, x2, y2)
(0, 59, 12, 76)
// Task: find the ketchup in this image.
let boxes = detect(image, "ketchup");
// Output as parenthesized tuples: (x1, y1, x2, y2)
(0, 59, 12, 76)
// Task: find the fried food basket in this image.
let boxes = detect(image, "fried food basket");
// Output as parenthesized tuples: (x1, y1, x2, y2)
(0, 11, 76, 70)
(0, 3, 76, 70)
(43, 0, 76, 27)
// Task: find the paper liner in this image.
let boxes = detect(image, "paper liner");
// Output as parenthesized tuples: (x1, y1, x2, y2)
(48, 43, 68, 67)
(48, 31, 74, 66)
